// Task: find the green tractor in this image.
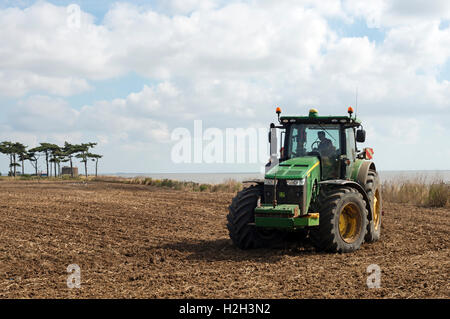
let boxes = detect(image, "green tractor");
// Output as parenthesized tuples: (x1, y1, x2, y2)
(227, 107, 382, 253)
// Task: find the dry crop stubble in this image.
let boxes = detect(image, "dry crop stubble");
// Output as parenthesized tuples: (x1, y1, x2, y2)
(0, 180, 448, 298)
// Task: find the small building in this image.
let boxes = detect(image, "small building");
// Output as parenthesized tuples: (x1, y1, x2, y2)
(61, 166, 79, 176)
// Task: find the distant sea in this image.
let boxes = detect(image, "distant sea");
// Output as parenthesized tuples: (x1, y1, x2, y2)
(105, 170, 450, 184)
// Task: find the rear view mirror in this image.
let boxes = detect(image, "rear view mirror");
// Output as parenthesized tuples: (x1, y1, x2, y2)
(356, 129, 366, 143)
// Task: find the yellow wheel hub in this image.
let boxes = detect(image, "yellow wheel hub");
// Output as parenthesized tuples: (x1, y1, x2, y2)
(339, 203, 362, 243)
(373, 190, 381, 230)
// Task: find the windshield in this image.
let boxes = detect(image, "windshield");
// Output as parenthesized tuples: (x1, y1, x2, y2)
(287, 124, 341, 159)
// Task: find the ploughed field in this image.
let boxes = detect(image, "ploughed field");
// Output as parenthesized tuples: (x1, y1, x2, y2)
(0, 180, 448, 298)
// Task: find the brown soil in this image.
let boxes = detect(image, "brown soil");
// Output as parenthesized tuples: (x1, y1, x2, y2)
(0, 180, 448, 298)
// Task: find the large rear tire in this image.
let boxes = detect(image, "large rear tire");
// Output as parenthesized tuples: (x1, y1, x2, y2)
(227, 184, 285, 249)
(310, 187, 368, 253)
(365, 170, 382, 242)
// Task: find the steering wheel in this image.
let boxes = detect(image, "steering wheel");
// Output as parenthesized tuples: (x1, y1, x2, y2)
(311, 140, 320, 151)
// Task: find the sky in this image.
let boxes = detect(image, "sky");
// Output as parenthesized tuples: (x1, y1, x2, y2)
(0, 0, 449, 174)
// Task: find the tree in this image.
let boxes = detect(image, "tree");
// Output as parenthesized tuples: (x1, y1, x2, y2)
(49, 145, 62, 177)
(10, 163, 21, 176)
(76, 142, 97, 178)
(54, 148, 68, 177)
(11, 142, 27, 176)
(18, 153, 27, 175)
(0, 142, 26, 177)
(63, 142, 83, 177)
(15, 143, 28, 175)
(32, 143, 49, 176)
(27, 150, 40, 176)
(88, 153, 102, 177)
(18, 153, 28, 175)
(33, 143, 59, 176)
(2, 141, 102, 179)
(0, 141, 14, 176)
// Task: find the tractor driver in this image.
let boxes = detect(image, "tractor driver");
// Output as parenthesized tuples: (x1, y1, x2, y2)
(317, 131, 334, 156)
(317, 131, 337, 178)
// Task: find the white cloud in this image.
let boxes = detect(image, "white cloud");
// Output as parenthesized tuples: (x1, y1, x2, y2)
(383, 22, 450, 71)
(0, 2, 118, 97)
(156, 0, 218, 15)
(8, 95, 79, 132)
(5, 92, 170, 147)
(0, 71, 90, 97)
(343, 0, 450, 28)
(101, 1, 331, 80)
(0, 1, 449, 172)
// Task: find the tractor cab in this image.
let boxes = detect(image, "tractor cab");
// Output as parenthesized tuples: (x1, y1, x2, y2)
(270, 108, 366, 180)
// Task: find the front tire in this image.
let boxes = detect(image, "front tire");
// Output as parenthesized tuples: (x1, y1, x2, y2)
(227, 184, 285, 249)
(310, 187, 368, 253)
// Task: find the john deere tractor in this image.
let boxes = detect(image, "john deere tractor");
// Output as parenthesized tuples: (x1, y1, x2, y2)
(227, 107, 382, 253)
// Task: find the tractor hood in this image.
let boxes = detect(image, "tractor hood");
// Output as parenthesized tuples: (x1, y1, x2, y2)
(265, 156, 319, 180)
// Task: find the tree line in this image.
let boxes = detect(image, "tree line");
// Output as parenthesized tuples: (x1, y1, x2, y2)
(0, 141, 102, 178)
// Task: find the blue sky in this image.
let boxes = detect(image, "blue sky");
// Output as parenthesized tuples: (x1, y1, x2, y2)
(0, 0, 449, 174)
(1, 0, 156, 18)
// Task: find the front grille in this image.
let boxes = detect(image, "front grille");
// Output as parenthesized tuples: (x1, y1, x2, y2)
(264, 180, 303, 205)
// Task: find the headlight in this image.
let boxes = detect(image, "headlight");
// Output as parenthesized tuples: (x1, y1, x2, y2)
(264, 179, 275, 185)
(286, 179, 305, 186)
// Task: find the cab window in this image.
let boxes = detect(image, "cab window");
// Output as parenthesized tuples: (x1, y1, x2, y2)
(287, 124, 341, 179)
(287, 124, 341, 158)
